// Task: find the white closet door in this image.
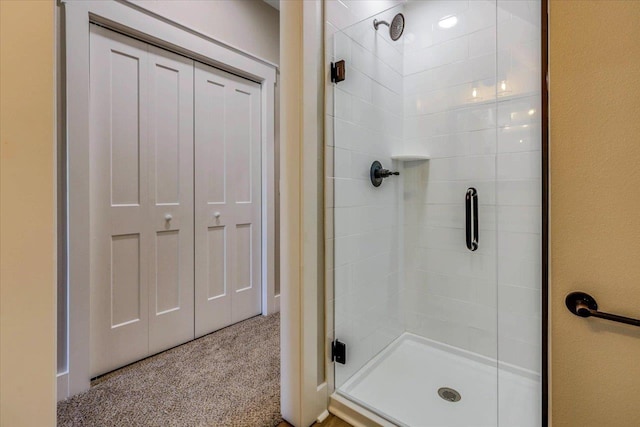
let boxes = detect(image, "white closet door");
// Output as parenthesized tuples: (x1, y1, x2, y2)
(90, 26, 151, 376)
(147, 46, 195, 355)
(194, 62, 262, 337)
(90, 26, 195, 376)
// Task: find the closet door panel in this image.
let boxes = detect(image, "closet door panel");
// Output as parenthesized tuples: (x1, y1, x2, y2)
(194, 63, 233, 336)
(227, 81, 262, 323)
(91, 25, 263, 373)
(194, 62, 262, 337)
(147, 46, 195, 354)
(89, 25, 150, 377)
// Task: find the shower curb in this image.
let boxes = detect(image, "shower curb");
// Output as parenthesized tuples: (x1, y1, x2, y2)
(329, 393, 396, 427)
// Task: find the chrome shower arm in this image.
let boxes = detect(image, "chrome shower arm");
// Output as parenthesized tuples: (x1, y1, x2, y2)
(373, 19, 390, 30)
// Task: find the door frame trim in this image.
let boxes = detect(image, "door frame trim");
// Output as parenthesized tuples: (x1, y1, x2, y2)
(279, 2, 329, 425)
(61, 0, 278, 398)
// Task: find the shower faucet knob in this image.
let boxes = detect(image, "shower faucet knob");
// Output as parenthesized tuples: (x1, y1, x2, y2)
(370, 160, 400, 187)
(375, 169, 400, 178)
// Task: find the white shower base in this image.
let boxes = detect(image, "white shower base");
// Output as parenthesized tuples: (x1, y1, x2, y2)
(336, 333, 540, 427)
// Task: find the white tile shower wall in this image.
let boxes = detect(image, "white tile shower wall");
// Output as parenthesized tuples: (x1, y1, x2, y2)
(325, 1, 406, 388)
(401, 0, 500, 362)
(401, 0, 542, 374)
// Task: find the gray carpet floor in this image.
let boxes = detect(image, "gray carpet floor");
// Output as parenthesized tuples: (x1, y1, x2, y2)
(58, 313, 282, 427)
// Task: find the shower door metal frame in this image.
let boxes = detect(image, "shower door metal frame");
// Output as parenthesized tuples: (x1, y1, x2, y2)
(541, 0, 550, 424)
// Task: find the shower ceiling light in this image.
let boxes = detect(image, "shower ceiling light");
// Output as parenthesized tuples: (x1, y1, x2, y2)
(438, 15, 458, 29)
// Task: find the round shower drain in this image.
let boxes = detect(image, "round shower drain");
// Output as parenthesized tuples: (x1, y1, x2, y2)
(437, 387, 461, 402)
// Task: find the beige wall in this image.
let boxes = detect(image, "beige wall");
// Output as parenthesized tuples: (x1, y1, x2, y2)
(550, 1, 640, 426)
(129, 0, 280, 65)
(0, 1, 57, 426)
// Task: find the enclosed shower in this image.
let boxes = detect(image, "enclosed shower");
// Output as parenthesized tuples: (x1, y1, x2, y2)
(327, 1, 542, 425)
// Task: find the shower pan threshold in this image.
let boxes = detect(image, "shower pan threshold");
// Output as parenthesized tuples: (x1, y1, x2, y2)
(333, 333, 541, 427)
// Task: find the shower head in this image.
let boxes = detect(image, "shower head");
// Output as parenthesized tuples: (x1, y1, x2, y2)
(373, 13, 405, 41)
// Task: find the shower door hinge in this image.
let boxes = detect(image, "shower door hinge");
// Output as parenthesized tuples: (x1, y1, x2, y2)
(331, 60, 346, 84)
(332, 340, 346, 364)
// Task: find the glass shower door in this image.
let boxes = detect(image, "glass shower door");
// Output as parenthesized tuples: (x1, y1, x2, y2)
(495, 1, 543, 425)
(327, 0, 541, 425)
(330, 4, 408, 414)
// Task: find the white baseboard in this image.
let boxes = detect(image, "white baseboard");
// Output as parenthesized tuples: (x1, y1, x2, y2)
(57, 372, 69, 402)
(316, 409, 330, 423)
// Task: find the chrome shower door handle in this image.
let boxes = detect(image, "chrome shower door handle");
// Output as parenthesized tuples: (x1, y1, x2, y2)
(466, 188, 478, 252)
